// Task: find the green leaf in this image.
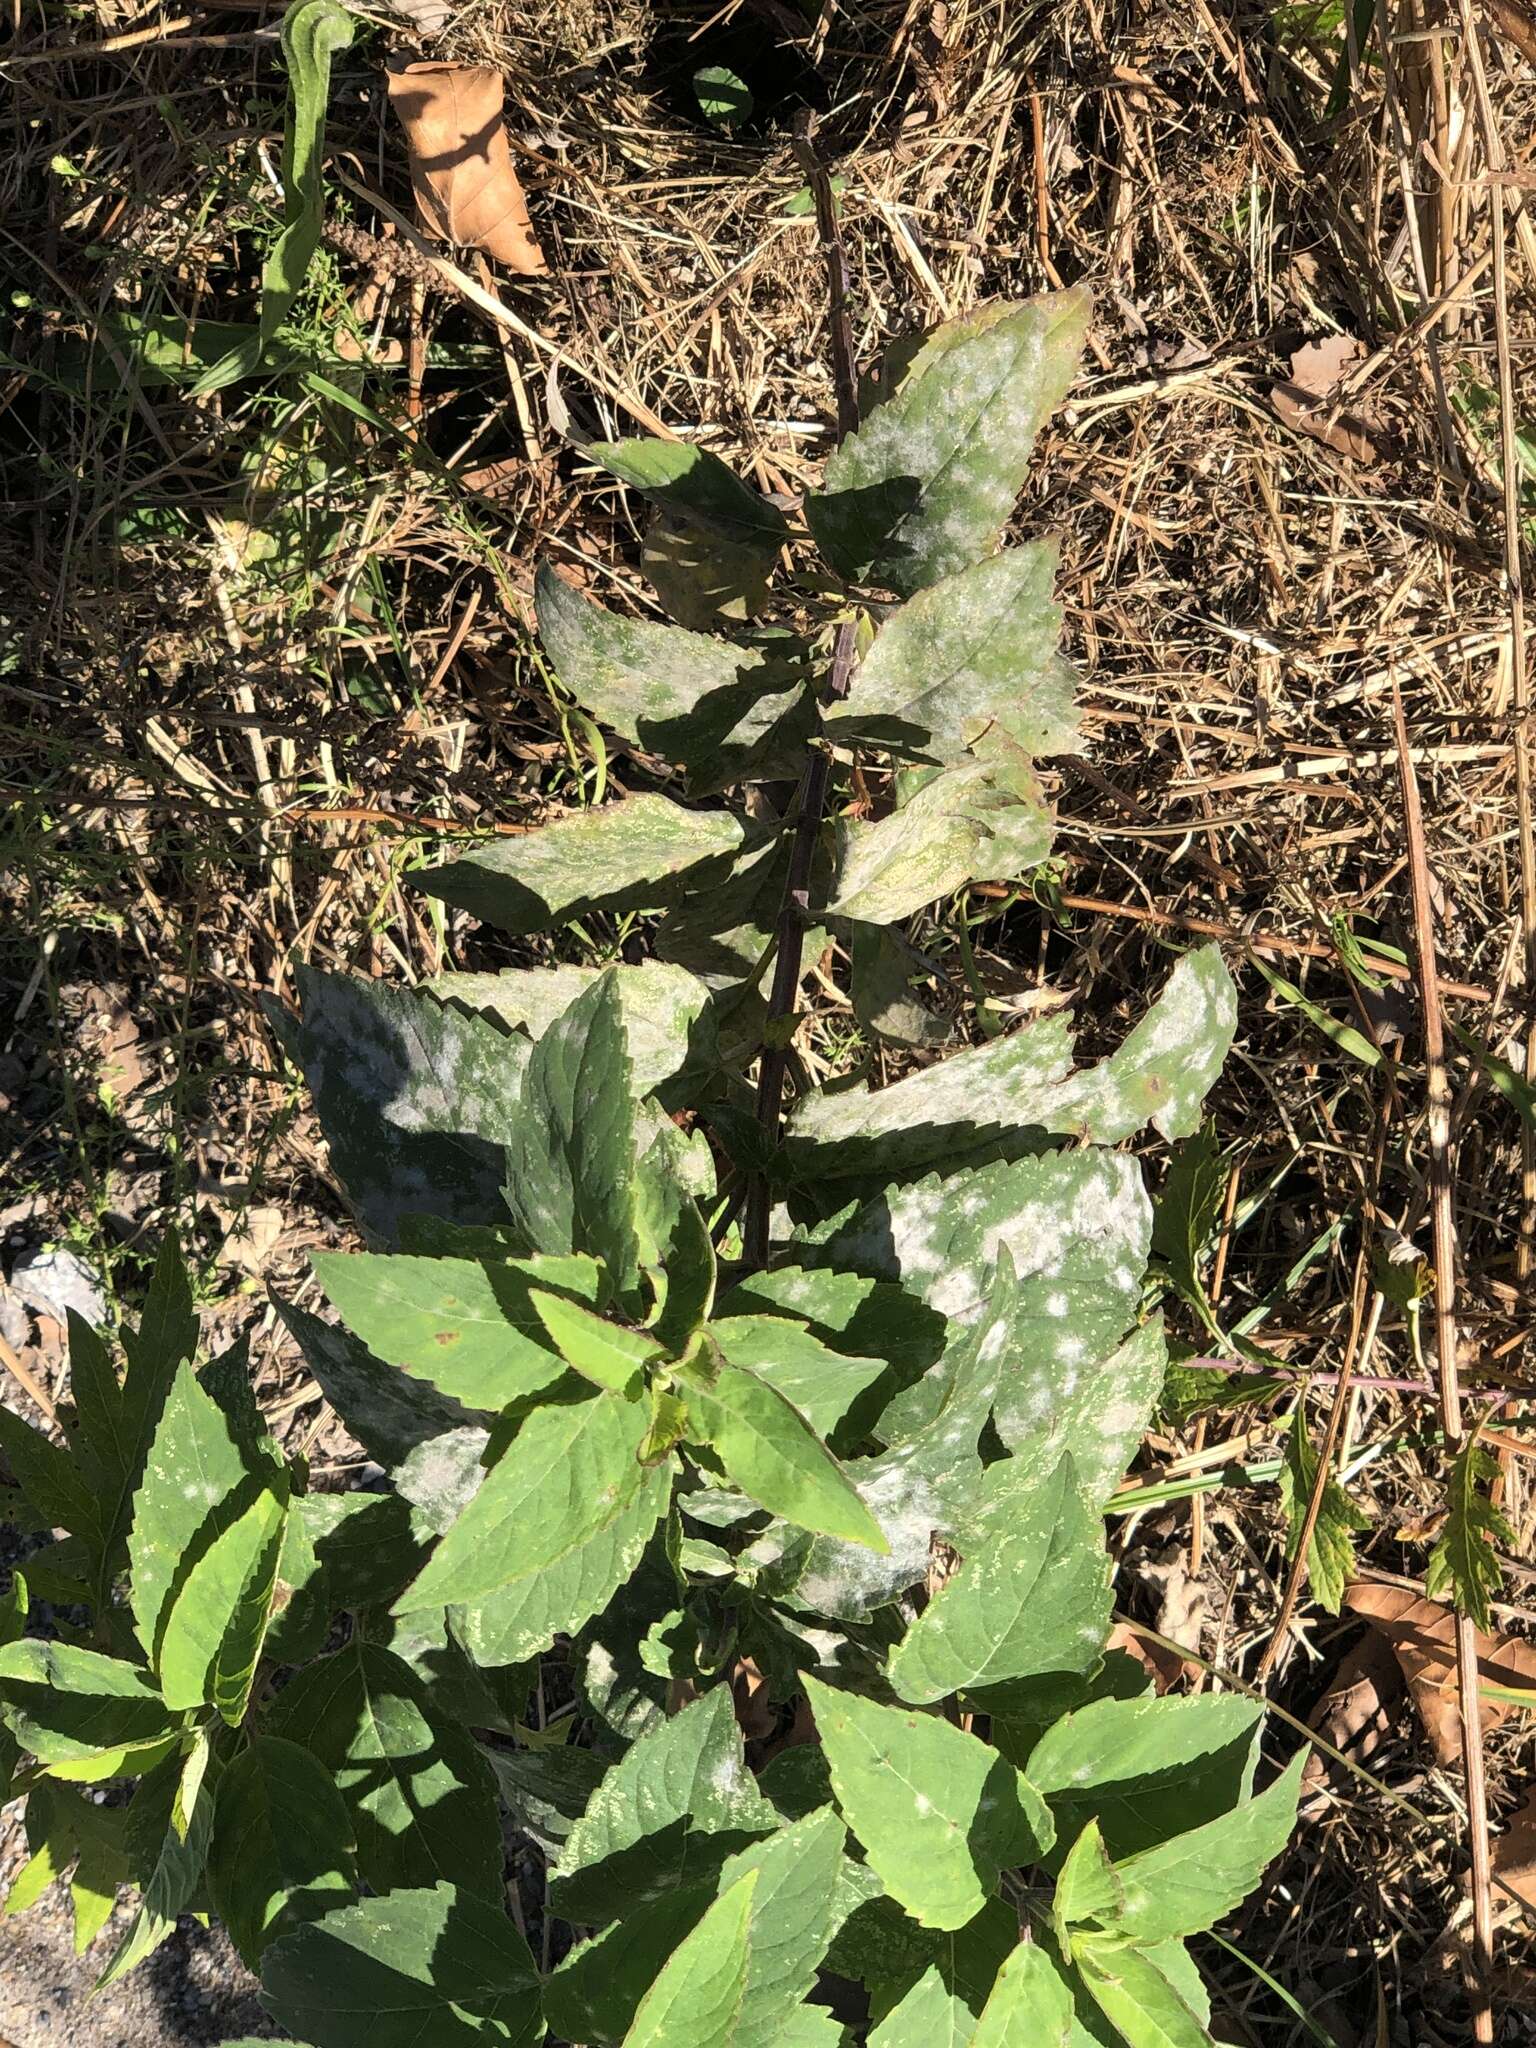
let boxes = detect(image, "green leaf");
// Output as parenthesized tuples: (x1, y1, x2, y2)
(1026, 1694, 1262, 1860)
(622, 1869, 759, 2048)
(260, 1882, 542, 2048)
(454, 1454, 669, 1666)
(827, 545, 1080, 765)
(394, 1388, 651, 1613)
(486, 1744, 605, 1854)
(97, 1730, 216, 1987)
(614, 1818, 847, 2039)
(693, 62, 753, 127)
(193, 0, 355, 392)
(868, 1965, 976, 2048)
(552, 1686, 778, 1922)
(546, 1886, 718, 2042)
(1150, 1122, 1226, 1310)
(274, 1297, 481, 1469)
(1427, 1432, 1512, 1633)
(530, 1288, 659, 1396)
(1052, 1821, 1125, 1945)
(0, 1640, 178, 1781)
(312, 1250, 598, 1412)
(413, 793, 745, 935)
(1250, 953, 1381, 1068)
(803, 1676, 1053, 1930)
(535, 564, 810, 790)
(806, 289, 1090, 596)
(432, 956, 715, 1103)
(889, 1456, 1110, 1706)
(705, 1808, 846, 2045)
(643, 505, 777, 633)
(1104, 1753, 1305, 1944)
(266, 1642, 503, 1901)
(0, 1405, 101, 1545)
(128, 1358, 288, 1719)
(1277, 1403, 1372, 1617)
(505, 968, 644, 1295)
(684, 1352, 888, 1550)
(209, 1735, 357, 1968)
(850, 922, 954, 1050)
(68, 1794, 130, 1952)
(825, 748, 1053, 926)
(585, 438, 789, 548)
(72, 1233, 198, 1592)
(708, 1315, 886, 1440)
(972, 1941, 1076, 2048)
(1074, 1942, 1212, 2048)
(267, 966, 532, 1245)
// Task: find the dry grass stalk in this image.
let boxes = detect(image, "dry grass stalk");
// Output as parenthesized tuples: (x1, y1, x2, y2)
(1394, 679, 1496, 2041)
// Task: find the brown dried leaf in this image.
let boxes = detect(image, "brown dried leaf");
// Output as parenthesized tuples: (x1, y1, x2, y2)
(1492, 1789, 1536, 1918)
(1271, 335, 1388, 465)
(1301, 1625, 1404, 1803)
(385, 62, 546, 274)
(1105, 1619, 1190, 1695)
(1343, 1580, 1536, 1767)
(1486, 0, 1536, 66)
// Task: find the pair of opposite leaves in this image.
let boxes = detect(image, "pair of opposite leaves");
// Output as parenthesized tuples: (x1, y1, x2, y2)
(386, 58, 546, 274)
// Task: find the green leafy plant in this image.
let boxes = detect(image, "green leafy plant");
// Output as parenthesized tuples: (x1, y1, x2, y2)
(0, 280, 1302, 2044)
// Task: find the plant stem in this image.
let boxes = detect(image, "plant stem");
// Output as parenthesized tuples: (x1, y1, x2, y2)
(742, 113, 862, 1270)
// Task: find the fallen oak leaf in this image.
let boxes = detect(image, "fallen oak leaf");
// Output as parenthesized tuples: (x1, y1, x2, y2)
(1343, 1579, 1536, 1768)
(1300, 1624, 1404, 1810)
(1271, 335, 1389, 466)
(386, 60, 546, 274)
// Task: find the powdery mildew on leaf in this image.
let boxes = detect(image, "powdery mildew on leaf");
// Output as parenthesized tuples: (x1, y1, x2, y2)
(431, 956, 714, 1099)
(825, 749, 1053, 926)
(827, 545, 1082, 765)
(411, 792, 745, 936)
(551, 1688, 778, 1922)
(806, 289, 1090, 596)
(269, 966, 529, 1245)
(535, 564, 810, 787)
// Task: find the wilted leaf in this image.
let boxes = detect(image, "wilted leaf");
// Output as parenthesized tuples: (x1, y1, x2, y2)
(644, 506, 776, 631)
(826, 545, 1081, 765)
(412, 794, 745, 935)
(1270, 334, 1387, 465)
(807, 289, 1090, 596)
(849, 922, 953, 1049)
(385, 62, 546, 273)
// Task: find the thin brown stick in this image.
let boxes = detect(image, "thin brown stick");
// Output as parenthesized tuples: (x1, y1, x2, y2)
(1458, 1, 1536, 1285)
(0, 1325, 58, 1426)
(1394, 681, 1496, 2043)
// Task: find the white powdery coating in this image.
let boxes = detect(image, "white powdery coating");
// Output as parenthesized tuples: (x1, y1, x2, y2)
(788, 1456, 942, 1618)
(789, 1015, 1074, 1145)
